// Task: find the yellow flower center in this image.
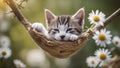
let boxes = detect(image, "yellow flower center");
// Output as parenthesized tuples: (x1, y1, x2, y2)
(2, 51, 7, 56)
(98, 34, 106, 41)
(91, 60, 95, 64)
(115, 41, 119, 45)
(100, 53, 106, 60)
(93, 16, 100, 22)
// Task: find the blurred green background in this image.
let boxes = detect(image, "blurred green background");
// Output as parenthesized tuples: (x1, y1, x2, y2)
(0, 0, 120, 68)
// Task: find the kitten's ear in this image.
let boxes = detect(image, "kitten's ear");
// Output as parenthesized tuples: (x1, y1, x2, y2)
(45, 9, 56, 25)
(72, 8, 85, 26)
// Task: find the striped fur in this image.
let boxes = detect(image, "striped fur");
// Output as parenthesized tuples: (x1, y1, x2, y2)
(48, 15, 82, 41)
(32, 8, 85, 41)
(46, 8, 85, 41)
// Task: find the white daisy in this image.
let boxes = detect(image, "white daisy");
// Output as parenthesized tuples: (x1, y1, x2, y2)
(13, 59, 26, 68)
(112, 36, 120, 48)
(0, 47, 12, 59)
(86, 56, 100, 67)
(88, 10, 105, 27)
(95, 48, 111, 62)
(93, 29, 112, 47)
(0, 35, 11, 47)
(26, 49, 49, 68)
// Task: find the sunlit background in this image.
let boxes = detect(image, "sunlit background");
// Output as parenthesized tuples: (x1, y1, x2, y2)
(0, 0, 120, 68)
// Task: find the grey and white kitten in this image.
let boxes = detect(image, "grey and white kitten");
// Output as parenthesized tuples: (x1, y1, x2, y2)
(32, 8, 85, 41)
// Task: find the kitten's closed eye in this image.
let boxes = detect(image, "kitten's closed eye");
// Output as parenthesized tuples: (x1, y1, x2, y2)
(67, 28, 75, 34)
(66, 28, 73, 32)
(67, 28, 80, 35)
(50, 28, 59, 35)
(54, 29, 59, 32)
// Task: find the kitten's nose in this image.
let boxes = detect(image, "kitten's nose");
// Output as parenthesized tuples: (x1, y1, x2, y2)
(60, 35, 65, 39)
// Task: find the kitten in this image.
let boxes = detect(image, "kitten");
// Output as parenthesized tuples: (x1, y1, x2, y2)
(32, 8, 85, 41)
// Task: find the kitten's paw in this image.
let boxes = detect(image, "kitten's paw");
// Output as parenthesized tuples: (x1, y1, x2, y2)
(32, 22, 49, 38)
(70, 35, 78, 41)
(32, 23, 44, 32)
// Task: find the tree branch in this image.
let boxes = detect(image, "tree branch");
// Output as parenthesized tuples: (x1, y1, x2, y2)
(83, 8, 120, 40)
(97, 8, 120, 30)
(5, 0, 120, 58)
(103, 55, 120, 68)
(5, 0, 31, 29)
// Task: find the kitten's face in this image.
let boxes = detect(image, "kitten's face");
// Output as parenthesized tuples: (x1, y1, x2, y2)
(45, 8, 85, 41)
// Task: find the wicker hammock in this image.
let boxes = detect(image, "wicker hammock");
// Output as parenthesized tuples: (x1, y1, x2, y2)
(29, 26, 90, 58)
(6, 0, 120, 58)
